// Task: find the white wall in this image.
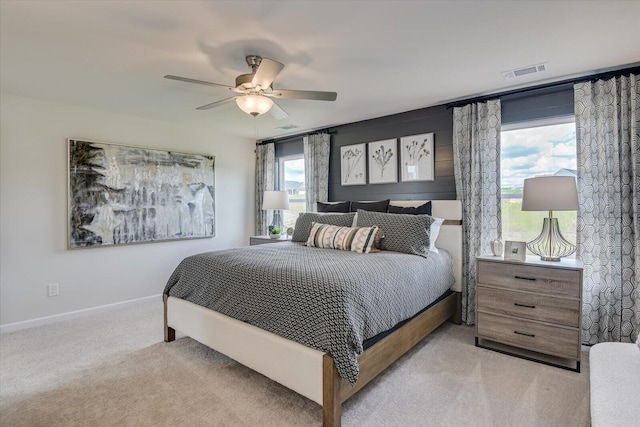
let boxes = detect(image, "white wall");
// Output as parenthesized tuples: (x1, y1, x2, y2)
(0, 93, 255, 326)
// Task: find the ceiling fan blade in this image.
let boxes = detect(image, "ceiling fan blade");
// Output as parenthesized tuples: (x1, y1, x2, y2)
(272, 89, 337, 101)
(196, 97, 237, 110)
(251, 58, 284, 89)
(165, 75, 245, 93)
(270, 101, 289, 120)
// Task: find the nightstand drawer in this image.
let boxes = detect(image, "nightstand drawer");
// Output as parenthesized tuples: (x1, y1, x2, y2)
(477, 286, 580, 327)
(477, 312, 580, 360)
(477, 261, 580, 299)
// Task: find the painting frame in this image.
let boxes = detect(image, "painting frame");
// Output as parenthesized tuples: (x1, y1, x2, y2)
(67, 138, 215, 249)
(367, 139, 397, 184)
(504, 241, 527, 262)
(400, 132, 435, 182)
(340, 142, 366, 186)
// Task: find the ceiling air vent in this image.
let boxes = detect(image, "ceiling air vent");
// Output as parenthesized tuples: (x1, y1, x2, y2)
(502, 62, 549, 79)
(276, 124, 299, 131)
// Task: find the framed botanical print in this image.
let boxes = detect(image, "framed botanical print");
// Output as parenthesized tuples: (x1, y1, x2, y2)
(400, 132, 434, 182)
(340, 143, 366, 186)
(368, 139, 397, 184)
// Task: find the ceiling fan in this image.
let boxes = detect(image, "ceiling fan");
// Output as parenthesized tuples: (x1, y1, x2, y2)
(165, 55, 337, 119)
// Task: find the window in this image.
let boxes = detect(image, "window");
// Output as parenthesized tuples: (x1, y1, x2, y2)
(501, 117, 577, 254)
(279, 155, 306, 229)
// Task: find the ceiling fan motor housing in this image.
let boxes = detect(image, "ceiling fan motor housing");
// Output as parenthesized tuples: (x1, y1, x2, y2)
(235, 73, 254, 89)
(245, 55, 262, 69)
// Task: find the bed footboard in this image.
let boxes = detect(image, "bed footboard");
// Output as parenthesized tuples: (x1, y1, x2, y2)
(164, 291, 460, 427)
(321, 291, 460, 427)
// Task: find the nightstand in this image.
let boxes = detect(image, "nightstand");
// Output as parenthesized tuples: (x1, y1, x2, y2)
(249, 235, 288, 246)
(475, 255, 583, 372)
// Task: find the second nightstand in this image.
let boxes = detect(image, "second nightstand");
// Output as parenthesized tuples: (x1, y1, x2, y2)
(475, 255, 583, 372)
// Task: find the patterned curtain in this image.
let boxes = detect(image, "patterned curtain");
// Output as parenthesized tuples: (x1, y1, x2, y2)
(453, 100, 502, 325)
(255, 142, 275, 235)
(303, 133, 330, 212)
(575, 74, 639, 344)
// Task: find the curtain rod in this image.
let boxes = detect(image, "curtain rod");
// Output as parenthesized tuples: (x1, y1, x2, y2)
(445, 65, 640, 109)
(256, 128, 335, 146)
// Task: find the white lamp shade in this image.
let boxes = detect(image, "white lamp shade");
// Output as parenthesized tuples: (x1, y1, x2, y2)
(262, 191, 290, 210)
(522, 176, 578, 211)
(236, 95, 273, 116)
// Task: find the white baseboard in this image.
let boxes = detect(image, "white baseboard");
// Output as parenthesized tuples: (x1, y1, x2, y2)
(0, 294, 162, 334)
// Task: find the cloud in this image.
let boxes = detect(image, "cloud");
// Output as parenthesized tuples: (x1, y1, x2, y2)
(283, 158, 305, 182)
(502, 145, 541, 158)
(549, 132, 576, 145)
(501, 122, 576, 188)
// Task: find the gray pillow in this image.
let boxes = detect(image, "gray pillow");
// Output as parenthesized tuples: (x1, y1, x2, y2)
(388, 201, 432, 215)
(350, 199, 390, 213)
(355, 210, 434, 257)
(317, 201, 351, 213)
(292, 212, 356, 242)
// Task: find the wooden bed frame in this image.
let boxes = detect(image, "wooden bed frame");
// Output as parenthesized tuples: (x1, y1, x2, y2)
(164, 200, 462, 427)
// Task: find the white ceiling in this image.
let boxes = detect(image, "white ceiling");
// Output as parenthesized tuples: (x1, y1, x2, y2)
(1, 1, 638, 140)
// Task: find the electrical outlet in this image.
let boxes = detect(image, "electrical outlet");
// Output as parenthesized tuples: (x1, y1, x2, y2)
(47, 283, 59, 297)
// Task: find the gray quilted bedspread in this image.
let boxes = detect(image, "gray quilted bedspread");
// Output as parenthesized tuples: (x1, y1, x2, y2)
(164, 242, 454, 385)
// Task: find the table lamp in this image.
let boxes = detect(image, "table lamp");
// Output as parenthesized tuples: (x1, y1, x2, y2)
(521, 175, 578, 261)
(262, 190, 290, 233)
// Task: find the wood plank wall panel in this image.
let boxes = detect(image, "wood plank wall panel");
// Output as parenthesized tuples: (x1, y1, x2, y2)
(329, 105, 456, 202)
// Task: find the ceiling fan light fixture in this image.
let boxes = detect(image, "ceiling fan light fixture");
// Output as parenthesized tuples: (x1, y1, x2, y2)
(236, 94, 273, 116)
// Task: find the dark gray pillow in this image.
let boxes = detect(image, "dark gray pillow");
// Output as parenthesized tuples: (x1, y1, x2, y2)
(350, 199, 390, 213)
(355, 210, 434, 257)
(388, 201, 432, 215)
(292, 212, 356, 242)
(317, 201, 351, 213)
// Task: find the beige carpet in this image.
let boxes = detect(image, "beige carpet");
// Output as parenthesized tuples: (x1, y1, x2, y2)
(0, 299, 590, 426)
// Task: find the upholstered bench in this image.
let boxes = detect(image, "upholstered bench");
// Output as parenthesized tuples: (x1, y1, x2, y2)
(589, 342, 640, 426)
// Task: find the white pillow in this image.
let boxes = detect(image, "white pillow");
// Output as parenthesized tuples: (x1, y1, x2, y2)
(429, 217, 444, 253)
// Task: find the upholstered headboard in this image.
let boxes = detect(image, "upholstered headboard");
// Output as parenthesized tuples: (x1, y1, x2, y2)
(388, 200, 462, 292)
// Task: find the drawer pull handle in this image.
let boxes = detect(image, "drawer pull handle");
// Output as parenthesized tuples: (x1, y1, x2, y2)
(514, 303, 536, 309)
(515, 275, 537, 281)
(514, 331, 535, 338)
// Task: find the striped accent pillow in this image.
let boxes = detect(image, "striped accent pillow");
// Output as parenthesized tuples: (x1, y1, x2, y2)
(306, 222, 380, 254)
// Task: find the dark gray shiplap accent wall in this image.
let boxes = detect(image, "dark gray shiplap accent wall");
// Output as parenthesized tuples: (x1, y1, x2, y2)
(329, 105, 455, 202)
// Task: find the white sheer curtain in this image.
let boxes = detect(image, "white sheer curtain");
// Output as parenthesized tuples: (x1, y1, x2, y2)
(255, 142, 275, 235)
(303, 133, 330, 212)
(453, 99, 502, 325)
(575, 73, 639, 344)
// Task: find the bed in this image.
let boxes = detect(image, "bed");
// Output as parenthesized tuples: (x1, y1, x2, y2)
(163, 200, 462, 426)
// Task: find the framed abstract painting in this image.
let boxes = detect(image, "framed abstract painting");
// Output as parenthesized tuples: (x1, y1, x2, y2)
(68, 138, 215, 248)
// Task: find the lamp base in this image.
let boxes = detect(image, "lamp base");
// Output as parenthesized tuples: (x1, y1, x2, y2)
(526, 217, 576, 262)
(269, 210, 284, 232)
